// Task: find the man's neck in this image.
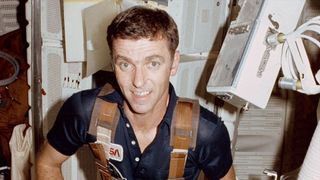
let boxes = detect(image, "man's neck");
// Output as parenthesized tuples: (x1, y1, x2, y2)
(124, 95, 170, 152)
(124, 95, 169, 131)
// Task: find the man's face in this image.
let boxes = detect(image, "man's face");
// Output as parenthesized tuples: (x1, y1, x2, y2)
(113, 38, 179, 115)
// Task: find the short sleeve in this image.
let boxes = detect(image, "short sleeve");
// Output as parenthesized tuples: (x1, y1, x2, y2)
(47, 89, 98, 156)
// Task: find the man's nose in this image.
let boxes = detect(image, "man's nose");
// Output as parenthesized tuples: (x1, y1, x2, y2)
(133, 67, 145, 88)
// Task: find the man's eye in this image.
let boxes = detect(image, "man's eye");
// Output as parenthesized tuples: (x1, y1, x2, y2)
(119, 62, 132, 71)
(121, 62, 128, 68)
(147, 61, 160, 69)
(151, 61, 160, 67)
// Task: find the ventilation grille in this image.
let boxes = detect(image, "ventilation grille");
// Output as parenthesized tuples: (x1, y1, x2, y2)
(41, 0, 62, 40)
(42, 47, 64, 134)
(0, 0, 19, 36)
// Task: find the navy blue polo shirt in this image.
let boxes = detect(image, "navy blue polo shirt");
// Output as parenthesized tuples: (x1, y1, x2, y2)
(47, 84, 233, 180)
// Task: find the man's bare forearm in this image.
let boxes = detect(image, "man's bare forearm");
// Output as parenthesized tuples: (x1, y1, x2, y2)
(36, 164, 64, 180)
(220, 166, 236, 180)
(36, 141, 69, 180)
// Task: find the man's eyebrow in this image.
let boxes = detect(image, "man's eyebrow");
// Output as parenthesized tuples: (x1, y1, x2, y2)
(145, 55, 165, 62)
(114, 55, 131, 62)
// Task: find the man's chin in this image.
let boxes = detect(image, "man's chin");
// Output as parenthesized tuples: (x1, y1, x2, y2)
(131, 105, 150, 114)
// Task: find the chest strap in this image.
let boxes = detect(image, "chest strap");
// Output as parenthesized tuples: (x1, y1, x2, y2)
(88, 84, 200, 180)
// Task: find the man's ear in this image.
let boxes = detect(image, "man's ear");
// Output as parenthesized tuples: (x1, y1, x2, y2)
(109, 52, 115, 72)
(170, 51, 180, 76)
(111, 61, 115, 72)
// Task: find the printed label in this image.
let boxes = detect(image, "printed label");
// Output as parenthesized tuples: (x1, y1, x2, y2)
(109, 143, 123, 162)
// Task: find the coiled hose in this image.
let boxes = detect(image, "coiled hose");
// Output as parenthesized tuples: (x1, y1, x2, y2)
(0, 51, 19, 86)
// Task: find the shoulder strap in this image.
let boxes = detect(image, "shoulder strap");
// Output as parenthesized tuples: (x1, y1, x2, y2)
(88, 83, 120, 180)
(88, 83, 118, 137)
(168, 97, 200, 179)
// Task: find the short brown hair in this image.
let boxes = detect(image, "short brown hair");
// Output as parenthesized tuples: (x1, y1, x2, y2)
(107, 6, 179, 57)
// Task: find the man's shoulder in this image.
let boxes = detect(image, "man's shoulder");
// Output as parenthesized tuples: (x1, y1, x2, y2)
(188, 106, 233, 179)
(198, 106, 222, 128)
(197, 106, 229, 144)
(72, 87, 101, 100)
(68, 84, 116, 105)
(61, 85, 118, 117)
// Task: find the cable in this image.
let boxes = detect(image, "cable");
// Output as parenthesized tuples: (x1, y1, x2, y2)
(265, 16, 320, 180)
(0, 51, 20, 86)
(272, 16, 320, 95)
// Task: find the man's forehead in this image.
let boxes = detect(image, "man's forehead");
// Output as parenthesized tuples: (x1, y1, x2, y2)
(113, 38, 170, 56)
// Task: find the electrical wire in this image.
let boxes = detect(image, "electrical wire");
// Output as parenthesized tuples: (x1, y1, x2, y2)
(266, 16, 320, 180)
(0, 51, 20, 86)
(277, 16, 320, 94)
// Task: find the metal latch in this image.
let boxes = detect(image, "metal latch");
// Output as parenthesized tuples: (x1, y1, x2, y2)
(263, 169, 278, 180)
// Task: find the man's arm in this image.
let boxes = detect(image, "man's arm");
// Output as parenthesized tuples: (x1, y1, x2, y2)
(36, 141, 70, 180)
(220, 165, 236, 180)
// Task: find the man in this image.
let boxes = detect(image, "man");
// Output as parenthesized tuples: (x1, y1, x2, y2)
(36, 6, 236, 180)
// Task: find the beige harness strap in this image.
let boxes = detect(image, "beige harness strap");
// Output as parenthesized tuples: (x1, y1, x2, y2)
(88, 83, 118, 136)
(88, 84, 119, 180)
(168, 98, 200, 179)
